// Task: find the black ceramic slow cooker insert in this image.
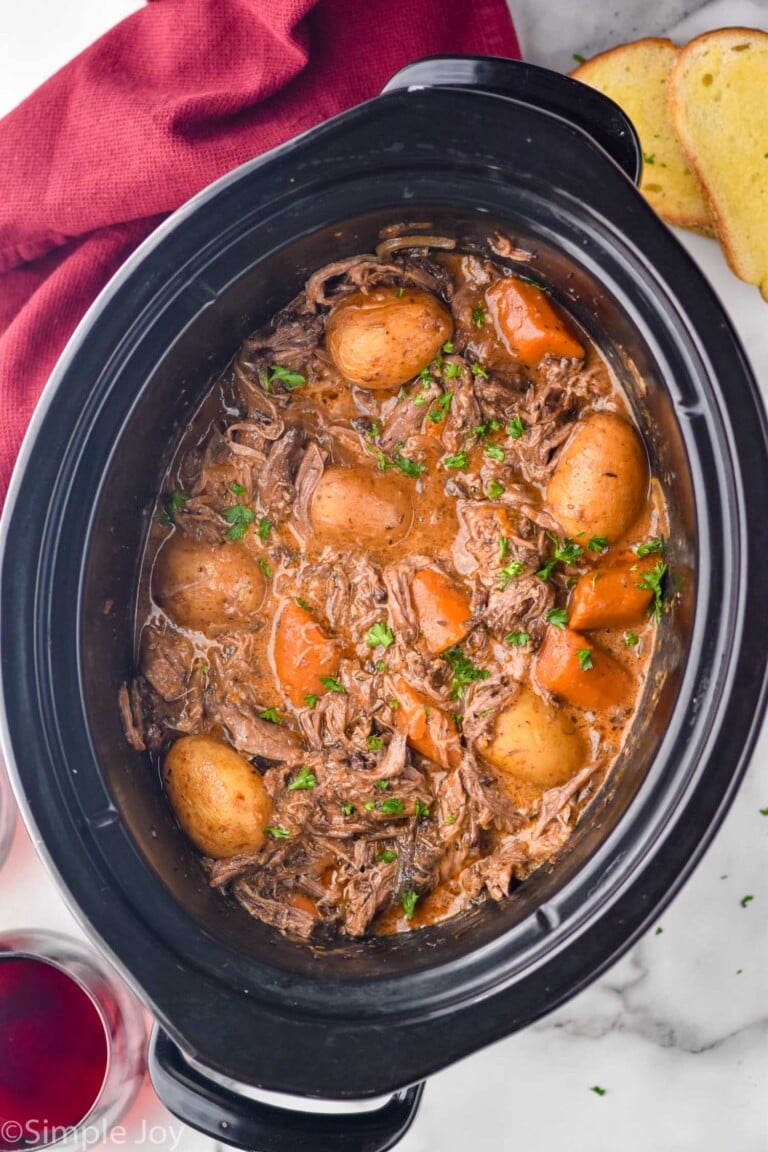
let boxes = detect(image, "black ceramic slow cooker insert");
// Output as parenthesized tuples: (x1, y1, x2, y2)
(2, 58, 768, 1152)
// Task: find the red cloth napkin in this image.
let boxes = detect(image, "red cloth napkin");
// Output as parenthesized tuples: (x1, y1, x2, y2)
(0, 0, 519, 506)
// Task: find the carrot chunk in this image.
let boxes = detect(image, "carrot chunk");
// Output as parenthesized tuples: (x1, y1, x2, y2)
(536, 627, 633, 712)
(411, 568, 473, 655)
(391, 677, 461, 768)
(487, 278, 585, 367)
(272, 600, 341, 707)
(568, 559, 655, 631)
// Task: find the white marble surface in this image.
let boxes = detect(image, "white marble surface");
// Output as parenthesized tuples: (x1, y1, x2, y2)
(1, 2, 767, 1150)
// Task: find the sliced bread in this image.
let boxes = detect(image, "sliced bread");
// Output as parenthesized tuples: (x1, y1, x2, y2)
(572, 39, 714, 234)
(669, 28, 768, 299)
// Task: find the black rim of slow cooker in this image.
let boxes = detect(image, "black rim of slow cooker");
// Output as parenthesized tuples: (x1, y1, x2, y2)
(2, 86, 768, 1098)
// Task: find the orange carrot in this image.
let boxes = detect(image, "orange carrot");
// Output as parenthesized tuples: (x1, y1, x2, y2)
(487, 278, 584, 367)
(568, 558, 655, 631)
(391, 677, 461, 768)
(411, 568, 473, 654)
(536, 627, 633, 712)
(272, 600, 341, 707)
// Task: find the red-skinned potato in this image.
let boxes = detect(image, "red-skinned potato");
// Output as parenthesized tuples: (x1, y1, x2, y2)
(326, 287, 453, 389)
(163, 735, 272, 858)
(310, 465, 413, 547)
(547, 412, 648, 542)
(478, 686, 585, 787)
(153, 533, 265, 635)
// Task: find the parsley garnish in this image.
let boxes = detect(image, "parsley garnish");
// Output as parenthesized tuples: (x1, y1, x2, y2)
(573, 52, 586, 64)
(472, 360, 489, 378)
(342, 803, 355, 816)
(374, 780, 391, 791)
(442, 341, 455, 354)
(414, 798, 431, 818)
(265, 826, 291, 839)
(229, 482, 247, 496)
(223, 503, 256, 541)
(287, 766, 316, 791)
(320, 676, 345, 694)
(396, 287, 405, 298)
(296, 597, 312, 612)
(637, 560, 667, 619)
(375, 661, 387, 672)
(258, 516, 273, 540)
(537, 535, 584, 581)
(366, 622, 395, 649)
(375, 849, 398, 863)
(740, 895, 754, 908)
(485, 444, 505, 462)
(443, 645, 490, 699)
(443, 362, 461, 379)
(258, 558, 272, 579)
(446, 814, 457, 824)
(402, 890, 419, 919)
(506, 631, 530, 646)
(427, 392, 452, 424)
(590, 1086, 606, 1097)
(507, 415, 524, 439)
(655, 926, 663, 936)
(268, 363, 306, 390)
(366, 735, 384, 750)
(636, 536, 665, 557)
(760, 807, 768, 816)
(472, 305, 486, 328)
(304, 692, 319, 707)
(643, 152, 656, 165)
(393, 452, 426, 478)
(547, 608, 568, 629)
(444, 451, 469, 470)
(380, 797, 405, 816)
(625, 630, 639, 647)
(161, 491, 188, 524)
(498, 560, 524, 588)
(259, 708, 282, 724)
(487, 480, 505, 500)
(499, 537, 509, 560)
(577, 648, 593, 671)
(588, 535, 609, 552)
(364, 801, 376, 812)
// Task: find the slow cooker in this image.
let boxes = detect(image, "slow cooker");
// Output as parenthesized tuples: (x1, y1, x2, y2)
(2, 58, 767, 1152)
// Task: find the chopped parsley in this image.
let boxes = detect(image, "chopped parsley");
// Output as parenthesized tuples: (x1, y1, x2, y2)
(636, 536, 665, 557)
(537, 535, 584, 581)
(402, 890, 420, 920)
(366, 735, 384, 750)
(485, 444, 505, 462)
(442, 341, 455, 354)
(380, 797, 405, 816)
(472, 305, 486, 328)
(366, 621, 395, 649)
(258, 558, 272, 579)
(413, 385, 432, 407)
(396, 287, 405, 298)
(499, 536, 509, 559)
(320, 676, 345, 694)
(161, 491, 188, 524)
(588, 535, 609, 552)
(740, 895, 754, 908)
(375, 661, 387, 672)
(393, 452, 426, 478)
(446, 814, 458, 824)
(498, 560, 524, 588)
(643, 152, 656, 165)
(577, 648, 594, 671)
(259, 708, 282, 724)
(265, 826, 291, 839)
(760, 806, 768, 816)
(443, 645, 490, 699)
(625, 630, 639, 647)
(427, 392, 452, 424)
(590, 1086, 606, 1097)
(268, 363, 306, 390)
(547, 608, 568, 629)
(655, 926, 663, 936)
(258, 516, 274, 540)
(364, 801, 376, 812)
(472, 360, 489, 379)
(229, 481, 247, 496)
(414, 798, 431, 818)
(444, 451, 469, 470)
(342, 802, 355, 815)
(287, 766, 316, 792)
(487, 480, 505, 500)
(443, 361, 461, 379)
(506, 631, 530, 647)
(304, 692, 319, 707)
(375, 849, 398, 863)
(374, 780, 391, 791)
(573, 52, 586, 64)
(223, 503, 256, 541)
(296, 597, 312, 612)
(507, 415, 525, 439)
(637, 560, 667, 619)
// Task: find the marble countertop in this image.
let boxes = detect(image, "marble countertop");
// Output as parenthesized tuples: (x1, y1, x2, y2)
(1, 2, 766, 1150)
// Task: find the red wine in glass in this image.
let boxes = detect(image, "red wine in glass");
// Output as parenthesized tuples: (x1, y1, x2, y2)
(0, 933, 145, 1151)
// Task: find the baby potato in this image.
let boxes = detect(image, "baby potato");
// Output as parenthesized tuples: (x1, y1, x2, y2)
(325, 287, 453, 389)
(163, 734, 272, 858)
(310, 465, 413, 547)
(547, 412, 648, 542)
(478, 686, 585, 788)
(153, 533, 266, 635)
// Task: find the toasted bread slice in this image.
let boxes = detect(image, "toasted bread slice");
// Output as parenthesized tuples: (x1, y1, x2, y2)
(670, 28, 768, 299)
(572, 39, 714, 234)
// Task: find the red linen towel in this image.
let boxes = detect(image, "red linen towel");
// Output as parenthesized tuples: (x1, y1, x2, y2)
(0, 0, 519, 506)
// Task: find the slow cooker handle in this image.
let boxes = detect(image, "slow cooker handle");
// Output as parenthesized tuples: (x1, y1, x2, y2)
(381, 55, 642, 184)
(149, 1028, 424, 1152)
